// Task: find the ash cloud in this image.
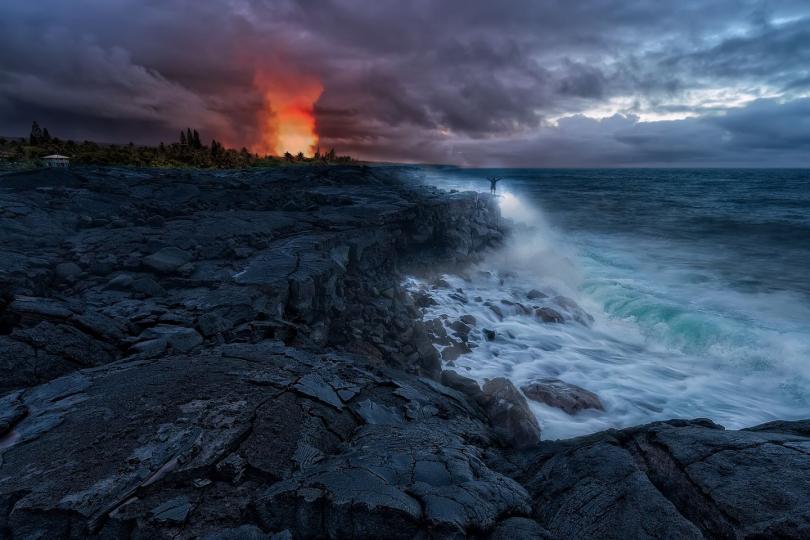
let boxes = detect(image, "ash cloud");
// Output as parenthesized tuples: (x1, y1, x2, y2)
(2, 0, 809, 166)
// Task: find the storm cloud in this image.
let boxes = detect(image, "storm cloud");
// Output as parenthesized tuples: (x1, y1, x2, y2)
(2, 0, 809, 166)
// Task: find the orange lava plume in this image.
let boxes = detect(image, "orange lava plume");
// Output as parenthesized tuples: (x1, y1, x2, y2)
(253, 70, 323, 156)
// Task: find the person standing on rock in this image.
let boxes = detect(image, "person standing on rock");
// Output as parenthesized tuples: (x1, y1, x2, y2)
(488, 176, 502, 195)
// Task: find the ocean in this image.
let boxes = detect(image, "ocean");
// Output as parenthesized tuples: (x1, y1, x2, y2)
(407, 167, 810, 439)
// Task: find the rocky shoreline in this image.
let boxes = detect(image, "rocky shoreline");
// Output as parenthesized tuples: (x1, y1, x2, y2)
(1, 165, 808, 539)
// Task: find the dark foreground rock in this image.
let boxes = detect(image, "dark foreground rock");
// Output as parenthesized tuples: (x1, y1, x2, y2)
(1, 166, 808, 539)
(518, 418, 810, 539)
(0, 165, 502, 393)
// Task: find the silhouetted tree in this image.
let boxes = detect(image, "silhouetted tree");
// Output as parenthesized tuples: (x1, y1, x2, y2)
(30, 121, 43, 145)
(180, 131, 187, 145)
(284, 151, 293, 162)
(186, 128, 194, 147)
(213, 139, 227, 158)
(42, 128, 52, 142)
(326, 148, 336, 161)
(192, 129, 201, 148)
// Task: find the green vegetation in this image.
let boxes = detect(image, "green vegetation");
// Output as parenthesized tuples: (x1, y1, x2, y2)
(0, 122, 355, 169)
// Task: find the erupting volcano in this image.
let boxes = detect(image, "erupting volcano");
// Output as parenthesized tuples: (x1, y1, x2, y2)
(253, 70, 323, 157)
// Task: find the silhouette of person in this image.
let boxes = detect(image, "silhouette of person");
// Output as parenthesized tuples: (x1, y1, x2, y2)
(489, 176, 502, 194)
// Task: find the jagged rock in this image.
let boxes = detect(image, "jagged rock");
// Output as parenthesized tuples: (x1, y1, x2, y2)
(292, 373, 343, 409)
(521, 378, 604, 414)
(460, 314, 477, 326)
(150, 496, 192, 524)
(481, 377, 541, 449)
(256, 424, 531, 538)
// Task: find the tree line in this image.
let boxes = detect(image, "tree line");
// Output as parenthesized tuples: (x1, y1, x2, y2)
(0, 122, 355, 169)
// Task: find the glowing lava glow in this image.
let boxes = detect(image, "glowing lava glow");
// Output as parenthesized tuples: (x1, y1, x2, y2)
(253, 70, 323, 156)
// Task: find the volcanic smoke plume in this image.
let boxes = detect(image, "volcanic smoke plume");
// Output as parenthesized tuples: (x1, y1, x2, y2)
(253, 69, 323, 157)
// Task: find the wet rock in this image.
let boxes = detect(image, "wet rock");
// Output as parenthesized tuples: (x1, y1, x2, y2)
(527, 289, 547, 300)
(521, 378, 604, 415)
(441, 340, 471, 362)
(485, 301, 504, 319)
(412, 290, 437, 308)
(483, 328, 496, 341)
(553, 295, 594, 325)
(535, 307, 564, 323)
(449, 319, 472, 339)
(460, 314, 477, 326)
(481, 378, 541, 449)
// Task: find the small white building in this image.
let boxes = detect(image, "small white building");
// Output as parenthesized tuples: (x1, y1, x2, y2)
(43, 154, 70, 168)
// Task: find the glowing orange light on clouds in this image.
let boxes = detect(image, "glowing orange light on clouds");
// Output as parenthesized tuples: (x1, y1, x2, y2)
(253, 69, 323, 156)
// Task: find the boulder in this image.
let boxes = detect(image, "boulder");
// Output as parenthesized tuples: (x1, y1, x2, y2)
(54, 262, 82, 281)
(441, 370, 482, 398)
(131, 276, 166, 297)
(481, 377, 541, 449)
(521, 378, 604, 414)
(489, 517, 555, 539)
(524, 419, 810, 539)
(535, 307, 564, 323)
(142, 247, 192, 274)
(139, 325, 203, 352)
(527, 289, 547, 300)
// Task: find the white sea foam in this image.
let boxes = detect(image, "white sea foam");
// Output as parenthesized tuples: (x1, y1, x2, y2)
(407, 187, 810, 440)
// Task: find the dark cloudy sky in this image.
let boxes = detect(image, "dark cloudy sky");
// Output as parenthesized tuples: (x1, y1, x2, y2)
(3, 0, 810, 166)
